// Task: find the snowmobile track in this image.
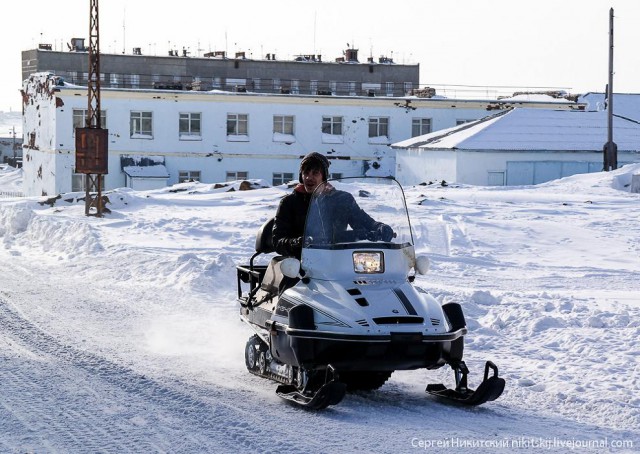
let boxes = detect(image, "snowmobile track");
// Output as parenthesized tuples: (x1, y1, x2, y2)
(0, 297, 304, 453)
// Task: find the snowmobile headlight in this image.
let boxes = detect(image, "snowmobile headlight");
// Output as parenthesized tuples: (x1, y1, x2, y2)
(353, 251, 384, 274)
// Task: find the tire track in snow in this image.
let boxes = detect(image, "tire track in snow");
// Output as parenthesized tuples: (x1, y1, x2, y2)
(0, 297, 303, 453)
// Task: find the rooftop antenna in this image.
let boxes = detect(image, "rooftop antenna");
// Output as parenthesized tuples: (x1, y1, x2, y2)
(122, 7, 126, 54)
(313, 11, 317, 55)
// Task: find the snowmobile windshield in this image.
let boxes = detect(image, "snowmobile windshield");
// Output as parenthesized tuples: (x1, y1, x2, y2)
(302, 177, 413, 251)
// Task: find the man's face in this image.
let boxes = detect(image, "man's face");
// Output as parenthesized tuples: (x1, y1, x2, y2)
(301, 167, 324, 193)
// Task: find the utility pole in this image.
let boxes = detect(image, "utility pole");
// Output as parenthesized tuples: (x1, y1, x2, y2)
(11, 126, 16, 165)
(75, 0, 109, 216)
(603, 7, 617, 171)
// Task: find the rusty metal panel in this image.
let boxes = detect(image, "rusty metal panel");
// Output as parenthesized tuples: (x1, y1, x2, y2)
(75, 127, 109, 174)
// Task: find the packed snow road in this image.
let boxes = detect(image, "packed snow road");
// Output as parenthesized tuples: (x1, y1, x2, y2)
(0, 167, 639, 452)
(0, 260, 635, 453)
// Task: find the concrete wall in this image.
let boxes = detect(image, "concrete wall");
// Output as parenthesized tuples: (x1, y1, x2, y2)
(23, 49, 419, 96)
(397, 148, 640, 186)
(42, 84, 502, 194)
(25, 73, 585, 196)
(126, 177, 168, 191)
(395, 149, 458, 185)
(21, 73, 61, 196)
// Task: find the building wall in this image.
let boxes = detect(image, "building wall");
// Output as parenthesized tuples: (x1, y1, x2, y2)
(21, 74, 61, 196)
(23, 73, 584, 196)
(397, 148, 640, 186)
(456, 150, 626, 186)
(22, 49, 419, 96)
(395, 149, 458, 185)
(126, 177, 167, 191)
(46, 84, 506, 194)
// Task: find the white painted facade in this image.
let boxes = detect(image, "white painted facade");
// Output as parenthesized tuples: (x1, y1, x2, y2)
(22, 73, 583, 196)
(395, 148, 618, 186)
(393, 108, 640, 186)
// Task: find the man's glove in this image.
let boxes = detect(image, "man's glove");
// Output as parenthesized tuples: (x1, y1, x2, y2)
(376, 223, 395, 242)
(288, 236, 303, 255)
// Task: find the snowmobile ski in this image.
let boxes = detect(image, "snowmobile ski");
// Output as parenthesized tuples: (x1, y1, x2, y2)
(426, 361, 505, 406)
(276, 380, 347, 410)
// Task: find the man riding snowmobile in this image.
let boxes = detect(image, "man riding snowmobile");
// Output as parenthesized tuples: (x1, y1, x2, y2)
(236, 154, 505, 409)
(273, 152, 393, 259)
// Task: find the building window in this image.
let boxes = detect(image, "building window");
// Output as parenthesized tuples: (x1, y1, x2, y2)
(179, 112, 202, 139)
(72, 173, 104, 192)
(412, 118, 432, 137)
(73, 109, 107, 132)
(72, 173, 84, 192)
(130, 111, 153, 138)
(226, 171, 248, 181)
(178, 170, 201, 183)
(126, 74, 140, 88)
(227, 113, 248, 136)
(456, 119, 475, 126)
(273, 115, 294, 135)
(329, 172, 343, 180)
(349, 81, 356, 96)
(385, 82, 394, 96)
(368, 117, 389, 138)
(273, 172, 294, 186)
(322, 116, 343, 135)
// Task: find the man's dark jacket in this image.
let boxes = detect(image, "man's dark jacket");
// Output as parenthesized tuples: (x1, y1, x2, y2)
(273, 184, 381, 258)
(273, 185, 311, 258)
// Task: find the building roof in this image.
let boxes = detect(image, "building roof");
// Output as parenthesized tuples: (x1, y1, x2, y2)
(392, 108, 640, 152)
(579, 92, 640, 121)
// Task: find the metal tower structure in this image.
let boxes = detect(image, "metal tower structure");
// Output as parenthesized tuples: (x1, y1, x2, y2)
(75, 0, 109, 216)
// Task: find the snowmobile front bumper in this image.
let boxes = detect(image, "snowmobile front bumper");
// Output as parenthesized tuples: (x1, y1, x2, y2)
(267, 321, 467, 371)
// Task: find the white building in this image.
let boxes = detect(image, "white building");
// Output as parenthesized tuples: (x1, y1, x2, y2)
(392, 107, 640, 186)
(579, 92, 640, 120)
(21, 72, 582, 196)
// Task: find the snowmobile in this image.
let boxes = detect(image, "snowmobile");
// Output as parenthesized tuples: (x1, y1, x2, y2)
(236, 177, 505, 410)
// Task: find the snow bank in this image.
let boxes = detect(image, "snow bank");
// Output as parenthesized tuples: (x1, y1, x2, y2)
(0, 203, 34, 244)
(0, 159, 639, 448)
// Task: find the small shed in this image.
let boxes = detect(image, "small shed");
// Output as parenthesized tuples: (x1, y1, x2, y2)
(123, 165, 170, 191)
(392, 108, 640, 186)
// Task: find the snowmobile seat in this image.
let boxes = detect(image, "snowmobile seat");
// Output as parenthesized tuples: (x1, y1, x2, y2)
(236, 217, 277, 305)
(254, 217, 275, 256)
(253, 256, 287, 303)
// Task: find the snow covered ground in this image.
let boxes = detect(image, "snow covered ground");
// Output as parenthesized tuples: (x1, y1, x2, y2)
(0, 164, 639, 453)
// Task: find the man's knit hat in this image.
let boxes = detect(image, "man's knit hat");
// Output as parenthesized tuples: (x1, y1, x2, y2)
(299, 152, 330, 182)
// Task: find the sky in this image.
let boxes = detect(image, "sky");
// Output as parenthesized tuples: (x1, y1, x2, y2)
(1, 0, 640, 111)
(1, 164, 639, 450)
